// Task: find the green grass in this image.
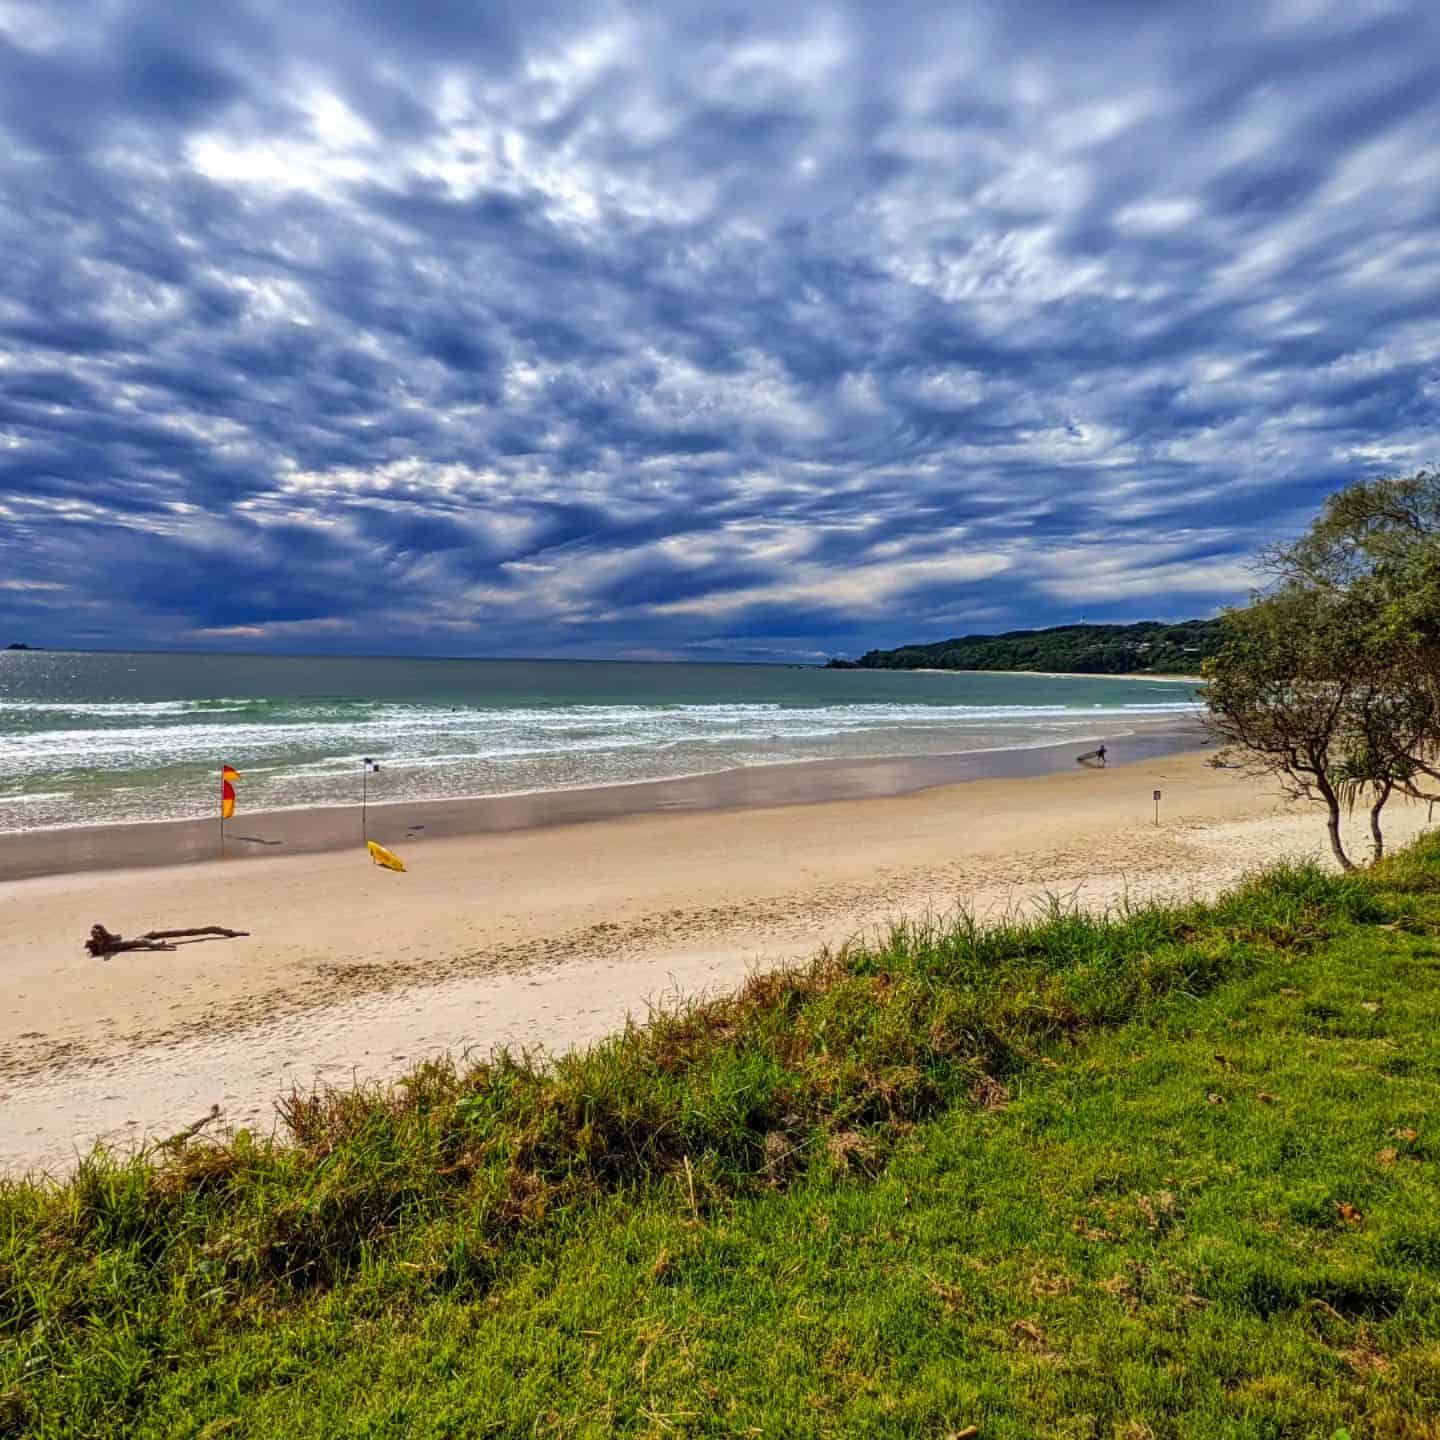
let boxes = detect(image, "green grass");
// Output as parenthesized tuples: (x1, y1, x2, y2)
(4, 841, 1440, 1437)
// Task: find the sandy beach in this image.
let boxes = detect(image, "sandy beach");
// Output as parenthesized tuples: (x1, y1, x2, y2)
(2, 738, 1426, 1178)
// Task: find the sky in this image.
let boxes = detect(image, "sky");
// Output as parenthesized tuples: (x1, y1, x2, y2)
(1, 1, 1437, 661)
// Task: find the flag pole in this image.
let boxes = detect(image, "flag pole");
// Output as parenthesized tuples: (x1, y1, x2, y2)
(362, 758, 369, 844)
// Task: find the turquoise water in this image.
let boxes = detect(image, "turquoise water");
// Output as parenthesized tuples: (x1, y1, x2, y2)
(0, 652, 1197, 833)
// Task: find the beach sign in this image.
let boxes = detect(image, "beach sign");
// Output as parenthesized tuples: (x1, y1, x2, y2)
(361, 756, 381, 841)
(1153, 788, 1162, 826)
(358, 757, 405, 869)
(367, 840, 407, 873)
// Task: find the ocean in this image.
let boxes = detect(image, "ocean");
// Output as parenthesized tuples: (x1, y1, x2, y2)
(0, 651, 1198, 834)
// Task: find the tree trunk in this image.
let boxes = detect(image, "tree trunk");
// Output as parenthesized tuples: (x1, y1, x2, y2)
(1312, 767, 1356, 872)
(1322, 793, 1355, 872)
(1369, 781, 1393, 863)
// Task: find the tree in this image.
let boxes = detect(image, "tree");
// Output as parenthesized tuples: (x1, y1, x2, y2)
(1262, 467, 1440, 805)
(1205, 467, 1440, 867)
(1203, 587, 1376, 870)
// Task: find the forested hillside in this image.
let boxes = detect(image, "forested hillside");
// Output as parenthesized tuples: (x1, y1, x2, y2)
(833, 619, 1221, 674)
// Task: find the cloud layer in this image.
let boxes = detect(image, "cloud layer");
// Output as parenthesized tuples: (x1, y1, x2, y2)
(2, 0, 1437, 657)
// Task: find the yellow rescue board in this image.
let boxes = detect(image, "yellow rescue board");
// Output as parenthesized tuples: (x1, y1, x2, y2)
(367, 840, 407, 872)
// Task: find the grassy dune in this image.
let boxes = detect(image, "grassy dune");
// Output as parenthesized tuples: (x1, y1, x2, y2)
(4, 841, 1440, 1437)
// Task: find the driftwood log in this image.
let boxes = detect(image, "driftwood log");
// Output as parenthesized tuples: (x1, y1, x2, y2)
(86, 923, 250, 957)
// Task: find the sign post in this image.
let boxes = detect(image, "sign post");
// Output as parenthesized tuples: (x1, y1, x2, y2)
(1153, 789, 1162, 827)
(362, 758, 380, 843)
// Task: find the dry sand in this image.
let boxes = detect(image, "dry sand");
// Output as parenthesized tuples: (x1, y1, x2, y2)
(1, 746, 1426, 1177)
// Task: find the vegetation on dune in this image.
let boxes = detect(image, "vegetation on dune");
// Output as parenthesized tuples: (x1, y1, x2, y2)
(4, 841, 1440, 1436)
(829, 619, 1222, 675)
(1205, 468, 1440, 871)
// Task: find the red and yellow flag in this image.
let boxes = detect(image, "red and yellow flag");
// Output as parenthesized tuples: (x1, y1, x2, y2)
(221, 764, 240, 820)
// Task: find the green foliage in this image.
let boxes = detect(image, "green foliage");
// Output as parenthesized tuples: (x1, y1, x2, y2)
(3, 843, 1440, 1436)
(834, 619, 1223, 674)
(1266, 466, 1440, 590)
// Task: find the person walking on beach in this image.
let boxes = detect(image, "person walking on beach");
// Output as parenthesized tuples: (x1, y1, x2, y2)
(1097, 744, 1107, 767)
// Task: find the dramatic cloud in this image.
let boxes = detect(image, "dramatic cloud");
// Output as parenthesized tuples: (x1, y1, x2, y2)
(1, 0, 1437, 657)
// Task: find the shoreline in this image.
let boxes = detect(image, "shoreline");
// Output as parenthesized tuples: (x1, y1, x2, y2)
(0, 717, 1205, 881)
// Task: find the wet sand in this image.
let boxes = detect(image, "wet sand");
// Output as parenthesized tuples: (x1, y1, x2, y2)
(3, 732, 1423, 1178)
